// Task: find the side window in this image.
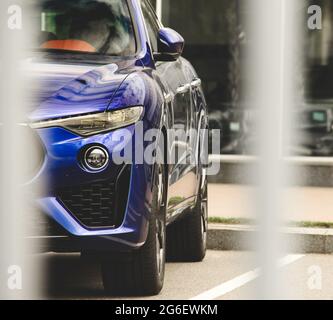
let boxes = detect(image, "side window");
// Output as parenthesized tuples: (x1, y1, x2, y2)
(141, 0, 160, 53)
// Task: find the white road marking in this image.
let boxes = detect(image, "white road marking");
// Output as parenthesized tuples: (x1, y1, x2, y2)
(190, 254, 305, 300)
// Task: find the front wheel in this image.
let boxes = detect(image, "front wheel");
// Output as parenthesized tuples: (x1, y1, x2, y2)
(101, 164, 166, 296)
(166, 170, 208, 262)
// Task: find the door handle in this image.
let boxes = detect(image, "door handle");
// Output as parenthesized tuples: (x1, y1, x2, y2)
(191, 78, 202, 88)
(164, 92, 172, 103)
(176, 84, 190, 94)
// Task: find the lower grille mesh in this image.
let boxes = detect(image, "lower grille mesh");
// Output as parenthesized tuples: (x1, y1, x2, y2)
(27, 210, 68, 237)
(57, 166, 130, 229)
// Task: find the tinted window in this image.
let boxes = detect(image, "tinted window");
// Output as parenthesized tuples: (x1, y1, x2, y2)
(33, 0, 136, 55)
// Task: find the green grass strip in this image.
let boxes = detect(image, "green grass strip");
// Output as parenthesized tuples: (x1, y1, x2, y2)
(208, 217, 333, 229)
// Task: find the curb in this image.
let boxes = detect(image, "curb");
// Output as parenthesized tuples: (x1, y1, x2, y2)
(207, 155, 333, 187)
(207, 224, 333, 254)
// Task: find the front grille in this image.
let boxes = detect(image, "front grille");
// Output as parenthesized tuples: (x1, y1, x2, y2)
(26, 210, 68, 237)
(21, 125, 45, 181)
(0, 125, 45, 182)
(57, 166, 131, 229)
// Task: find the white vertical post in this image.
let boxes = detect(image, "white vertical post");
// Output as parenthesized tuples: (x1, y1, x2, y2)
(156, 0, 163, 21)
(0, 0, 42, 299)
(41, 12, 46, 31)
(245, 0, 302, 299)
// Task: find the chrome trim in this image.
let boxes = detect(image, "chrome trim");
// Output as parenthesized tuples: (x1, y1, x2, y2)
(82, 146, 110, 172)
(191, 78, 202, 88)
(176, 84, 190, 94)
(164, 92, 172, 103)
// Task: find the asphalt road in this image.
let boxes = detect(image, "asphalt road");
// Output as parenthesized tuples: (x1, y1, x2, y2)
(40, 251, 333, 300)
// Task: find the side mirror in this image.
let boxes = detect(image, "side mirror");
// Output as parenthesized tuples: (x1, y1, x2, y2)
(154, 27, 184, 62)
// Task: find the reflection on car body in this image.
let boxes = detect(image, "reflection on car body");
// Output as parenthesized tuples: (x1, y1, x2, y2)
(28, 0, 208, 296)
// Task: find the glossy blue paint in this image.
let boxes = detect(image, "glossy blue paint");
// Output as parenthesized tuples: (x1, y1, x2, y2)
(30, 61, 135, 121)
(158, 28, 185, 59)
(29, 0, 207, 251)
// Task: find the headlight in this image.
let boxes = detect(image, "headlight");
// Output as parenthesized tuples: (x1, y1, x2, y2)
(31, 106, 143, 136)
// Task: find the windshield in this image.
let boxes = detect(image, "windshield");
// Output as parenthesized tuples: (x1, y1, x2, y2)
(32, 0, 136, 56)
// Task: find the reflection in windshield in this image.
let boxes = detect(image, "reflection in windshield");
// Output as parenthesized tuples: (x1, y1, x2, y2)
(32, 0, 136, 55)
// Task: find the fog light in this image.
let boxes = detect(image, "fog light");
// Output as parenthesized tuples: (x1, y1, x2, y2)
(83, 146, 109, 171)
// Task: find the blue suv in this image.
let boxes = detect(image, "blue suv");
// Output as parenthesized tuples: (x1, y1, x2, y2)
(30, 0, 208, 296)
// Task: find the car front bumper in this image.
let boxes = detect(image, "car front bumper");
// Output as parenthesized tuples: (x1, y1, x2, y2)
(28, 125, 153, 251)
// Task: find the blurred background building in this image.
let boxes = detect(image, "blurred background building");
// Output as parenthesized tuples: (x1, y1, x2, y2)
(150, 0, 333, 157)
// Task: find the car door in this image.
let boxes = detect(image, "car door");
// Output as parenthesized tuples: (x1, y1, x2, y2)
(140, 0, 197, 218)
(180, 59, 200, 171)
(183, 60, 206, 164)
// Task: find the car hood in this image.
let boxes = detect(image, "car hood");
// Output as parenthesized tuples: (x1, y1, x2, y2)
(29, 60, 133, 122)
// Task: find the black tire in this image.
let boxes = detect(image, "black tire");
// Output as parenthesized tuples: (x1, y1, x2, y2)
(166, 171, 208, 262)
(101, 164, 166, 296)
